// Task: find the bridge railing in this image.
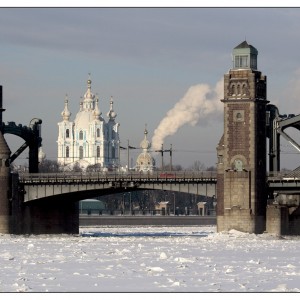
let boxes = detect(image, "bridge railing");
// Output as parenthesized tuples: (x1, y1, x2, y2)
(18, 170, 218, 183)
(267, 171, 300, 181)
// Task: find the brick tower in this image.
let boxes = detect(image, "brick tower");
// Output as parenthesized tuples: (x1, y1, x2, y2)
(216, 41, 268, 233)
(0, 131, 11, 233)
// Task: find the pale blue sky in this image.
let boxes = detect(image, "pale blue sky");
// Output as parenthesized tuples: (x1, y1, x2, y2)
(1, 7, 300, 169)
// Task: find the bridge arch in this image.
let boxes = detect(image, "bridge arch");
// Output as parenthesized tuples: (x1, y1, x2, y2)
(19, 171, 217, 203)
(2, 118, 42, 172)
(11, 171, 217, 234)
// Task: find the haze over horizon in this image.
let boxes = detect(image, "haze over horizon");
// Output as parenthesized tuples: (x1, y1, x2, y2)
(1, 7, 300, 170)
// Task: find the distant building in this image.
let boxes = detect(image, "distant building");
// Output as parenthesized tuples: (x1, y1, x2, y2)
(155, 201, 171, 215)
(79, 199, 106, 215)
(57, 78, 120, 170)
(135, 126, 155, 172)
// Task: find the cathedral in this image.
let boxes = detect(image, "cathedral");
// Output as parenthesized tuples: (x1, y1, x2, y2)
(57, 78, 120, 171)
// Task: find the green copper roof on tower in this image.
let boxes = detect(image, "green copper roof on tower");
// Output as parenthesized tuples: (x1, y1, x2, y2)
(233, 40, 258, 70)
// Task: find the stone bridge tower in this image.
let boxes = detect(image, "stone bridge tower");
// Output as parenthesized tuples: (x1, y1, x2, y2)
(0, 131, 11, 233)
(217, 41, 268, 233)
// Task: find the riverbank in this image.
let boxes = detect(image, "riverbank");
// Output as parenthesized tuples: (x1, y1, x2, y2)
(79, 215, 216, 226)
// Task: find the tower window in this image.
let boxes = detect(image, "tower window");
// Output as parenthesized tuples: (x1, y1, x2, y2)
(79, 146, 83, 159)
(250, 54, 257, 69)
(79, 131, 83, 140)
(97, 146, 100, 158)
(242, 84, 247, 95)
(66, 146, 69, 158)
(235, 55, 248, 68)
(66, 129, 70, 138)
(96, 128, 100, 138)
(230, 84, 236, 95)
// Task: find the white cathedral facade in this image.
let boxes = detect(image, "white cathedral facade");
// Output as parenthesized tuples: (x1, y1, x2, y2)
(57, 78, 120, 171)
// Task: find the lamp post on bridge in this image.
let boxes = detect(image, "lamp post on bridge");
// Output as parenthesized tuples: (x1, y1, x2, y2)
(129, 192, 132, 215)
(122, 193, 125, 215)
(173, 193, 176, 216)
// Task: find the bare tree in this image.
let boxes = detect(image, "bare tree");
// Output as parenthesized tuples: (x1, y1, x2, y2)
(206, 165, 217, 171)
(71, 162, 83, 172)
(186, 160, 206, 171)
(156, 164, 183, 171)
(86, 163, 102, 172)
(39, 159, 61, 173)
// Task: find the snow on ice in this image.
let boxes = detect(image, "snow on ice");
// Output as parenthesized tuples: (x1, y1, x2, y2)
(0, 225, 300, 293)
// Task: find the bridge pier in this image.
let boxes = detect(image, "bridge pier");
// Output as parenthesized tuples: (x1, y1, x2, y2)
(12, 200, 79, 235)
(266, 205, 289, 235)
(217, 207, 265, 234)
(22, 200, 79, 234)
(266, 203, 300, 236)
(11, 174, 79, 234)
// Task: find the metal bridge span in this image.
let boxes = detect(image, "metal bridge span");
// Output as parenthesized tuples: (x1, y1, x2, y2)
(18, 170, 300, 203)
(18, 171, 218, 202)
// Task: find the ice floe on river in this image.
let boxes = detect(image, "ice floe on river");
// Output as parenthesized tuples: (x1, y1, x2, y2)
(1, 225, 300, 293)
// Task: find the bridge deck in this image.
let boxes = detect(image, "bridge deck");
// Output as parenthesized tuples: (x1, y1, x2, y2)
(267, 171, 300, 191)
(18, 171, 218, 184)
(17, 171, 300, 203)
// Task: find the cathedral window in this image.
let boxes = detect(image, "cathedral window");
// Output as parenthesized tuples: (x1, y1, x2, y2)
(97, 146, 100, 158)
(111, 146, 115, 159)
(66, 146, 69, 158)
(96, 128, 100, 138)
(79, 130, 84, 140)
(66, 129, 70, 138)
(79, 146, 83, 159)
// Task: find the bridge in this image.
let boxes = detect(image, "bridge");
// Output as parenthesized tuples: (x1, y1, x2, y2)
(18, 171, 217, 202)
(10, 169, 300, 234)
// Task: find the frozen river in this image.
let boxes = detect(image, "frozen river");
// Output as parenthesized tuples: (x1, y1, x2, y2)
(1, 225, 300, 293)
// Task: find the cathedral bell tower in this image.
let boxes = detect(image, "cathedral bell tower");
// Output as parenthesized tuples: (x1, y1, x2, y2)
(216, 41, 268, 233)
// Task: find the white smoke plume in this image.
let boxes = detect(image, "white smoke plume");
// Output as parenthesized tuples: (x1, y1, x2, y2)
(151, 79, 224, 151)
